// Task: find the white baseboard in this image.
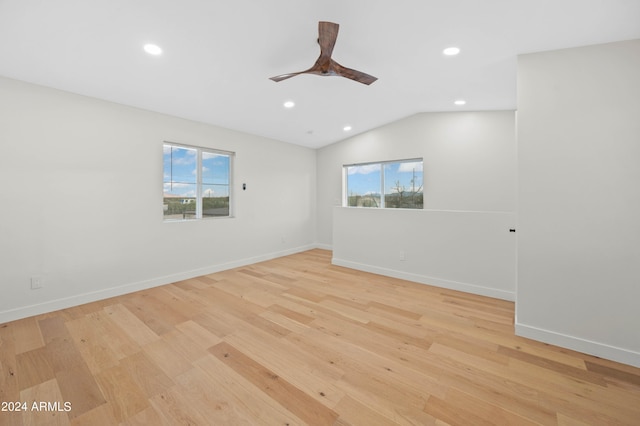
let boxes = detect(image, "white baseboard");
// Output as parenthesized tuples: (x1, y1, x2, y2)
(331, 257, 515, 301)
(515, 322, 640, 368)
(0, 244, 317, 324)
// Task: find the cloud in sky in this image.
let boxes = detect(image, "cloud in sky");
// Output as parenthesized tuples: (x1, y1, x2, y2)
(398, 161, 423, 172)
(173, 155, 195, 167)
(348, 164, 380, 175)
(166, 182, 194, 188)
(164, 145, 196, 165)
(163, 182, 195, 197)
(203, 152, 226, 161)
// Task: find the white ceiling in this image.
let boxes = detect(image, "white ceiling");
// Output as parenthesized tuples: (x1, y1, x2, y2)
(1, 0, 639, 149)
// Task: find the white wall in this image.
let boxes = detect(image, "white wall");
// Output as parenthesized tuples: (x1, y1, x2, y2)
(0, 76, 317, 323)
(517, 39, 640, 367)
(318, 111, 517, 299)
(333, 208, 516, 300)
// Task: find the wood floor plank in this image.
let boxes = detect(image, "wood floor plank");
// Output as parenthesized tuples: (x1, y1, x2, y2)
(101, 304, 159, 347)
(305, 315, 444, 397)
(38, 318, 84, 372)
(54, 367, 106, 420)
(118, 405, 171, 426)
(283, 285, 326, 303)
(337, 370, 435, 425)
(190, 310, 238, 338)
(159, 329, 210, 364)
(173, 367, 263, 425)
(19, 379, 71, 426)
(585, 359, 640, 387)
(15, 347, 55, 391)
(193, 354, 307, 425)
(69, 404, 118, 426)
(506, 358, 640, 425)
(148, 386, 211, 426)
(94, 365, 149, 422)
(269, 303, 316, 325)
(11, 317, 45, 356)
(150, 287, 208, 320)
(424, 350, 558, 425)
(118, 351, 174, 399)
(292, 324, 448, 409)
(209, 341, 340, 425)
(37, 316, 107, 419)
(443, 387, 540, 426)
(367, 300, 423, 321)
(0, 324, 21, 426)
(334, 395, 411, 426)
(556, 412, 593, 426)
(433, 334, 508, 367)
(89, 310, 142, 360)
(199, 339, 307, 425)
(363, 319, 435, 351)
(119, 294, 179, 336)
(497, 345, 606, 386)
(141, 339, 192, 379)
(1, 249, 640, 425)
(173, 320, 222, 350)
(64, 315, 120, 375)
(424, 394, 495, 426)
(319, 298, 371, 324)
(260, 309, 311, 334)
(225, 328, 345, 407)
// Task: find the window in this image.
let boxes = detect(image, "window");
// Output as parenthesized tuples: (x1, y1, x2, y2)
(344, 159, 423, 209)
(163, 143, 233, 220)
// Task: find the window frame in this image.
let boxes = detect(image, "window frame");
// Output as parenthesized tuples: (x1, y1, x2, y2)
(163, 141, 234, 221)
(343, 158, 423, 209)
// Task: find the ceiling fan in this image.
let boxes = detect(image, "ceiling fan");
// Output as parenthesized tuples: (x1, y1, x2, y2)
(269, 21, 377, 85)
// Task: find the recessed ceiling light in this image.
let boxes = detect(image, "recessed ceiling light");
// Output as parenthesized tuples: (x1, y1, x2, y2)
(143, 43, 162, 55)
(454, 99, 466, 105)
(443, 47, 461, 56)
(283, 100, 295, 108)
(343, 125, 352, 132)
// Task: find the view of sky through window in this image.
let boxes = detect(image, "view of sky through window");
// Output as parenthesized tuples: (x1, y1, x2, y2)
(202, 151, 231, 198)
(384, 161, 423, 195)
(345, 160, 423, 209)
(163, 145, 197, 197)
(163, 146, 230, 198)
(163, 143, 232, 220)
(346, 164, 381, 198)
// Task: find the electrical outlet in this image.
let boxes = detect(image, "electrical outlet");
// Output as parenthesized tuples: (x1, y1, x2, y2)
(399, 250, 406, 261)
(31, 276, 43, 290)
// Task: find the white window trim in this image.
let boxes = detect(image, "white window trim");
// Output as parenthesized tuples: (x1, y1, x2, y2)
(343, 158, 423, 209)
(163, 141, 235, 221)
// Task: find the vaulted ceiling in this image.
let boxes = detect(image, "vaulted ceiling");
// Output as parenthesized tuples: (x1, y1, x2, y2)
(1, 0, 639, 148)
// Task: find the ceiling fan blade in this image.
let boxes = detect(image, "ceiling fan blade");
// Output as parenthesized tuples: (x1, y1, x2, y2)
(318, 21, 339, 61)
(269, 72, 303, 82)
(332, 61, 378, 85)
(269, 61, 325, 82)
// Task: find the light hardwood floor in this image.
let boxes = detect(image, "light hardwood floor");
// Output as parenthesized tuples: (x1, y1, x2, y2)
(1, 249, 639, 425)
